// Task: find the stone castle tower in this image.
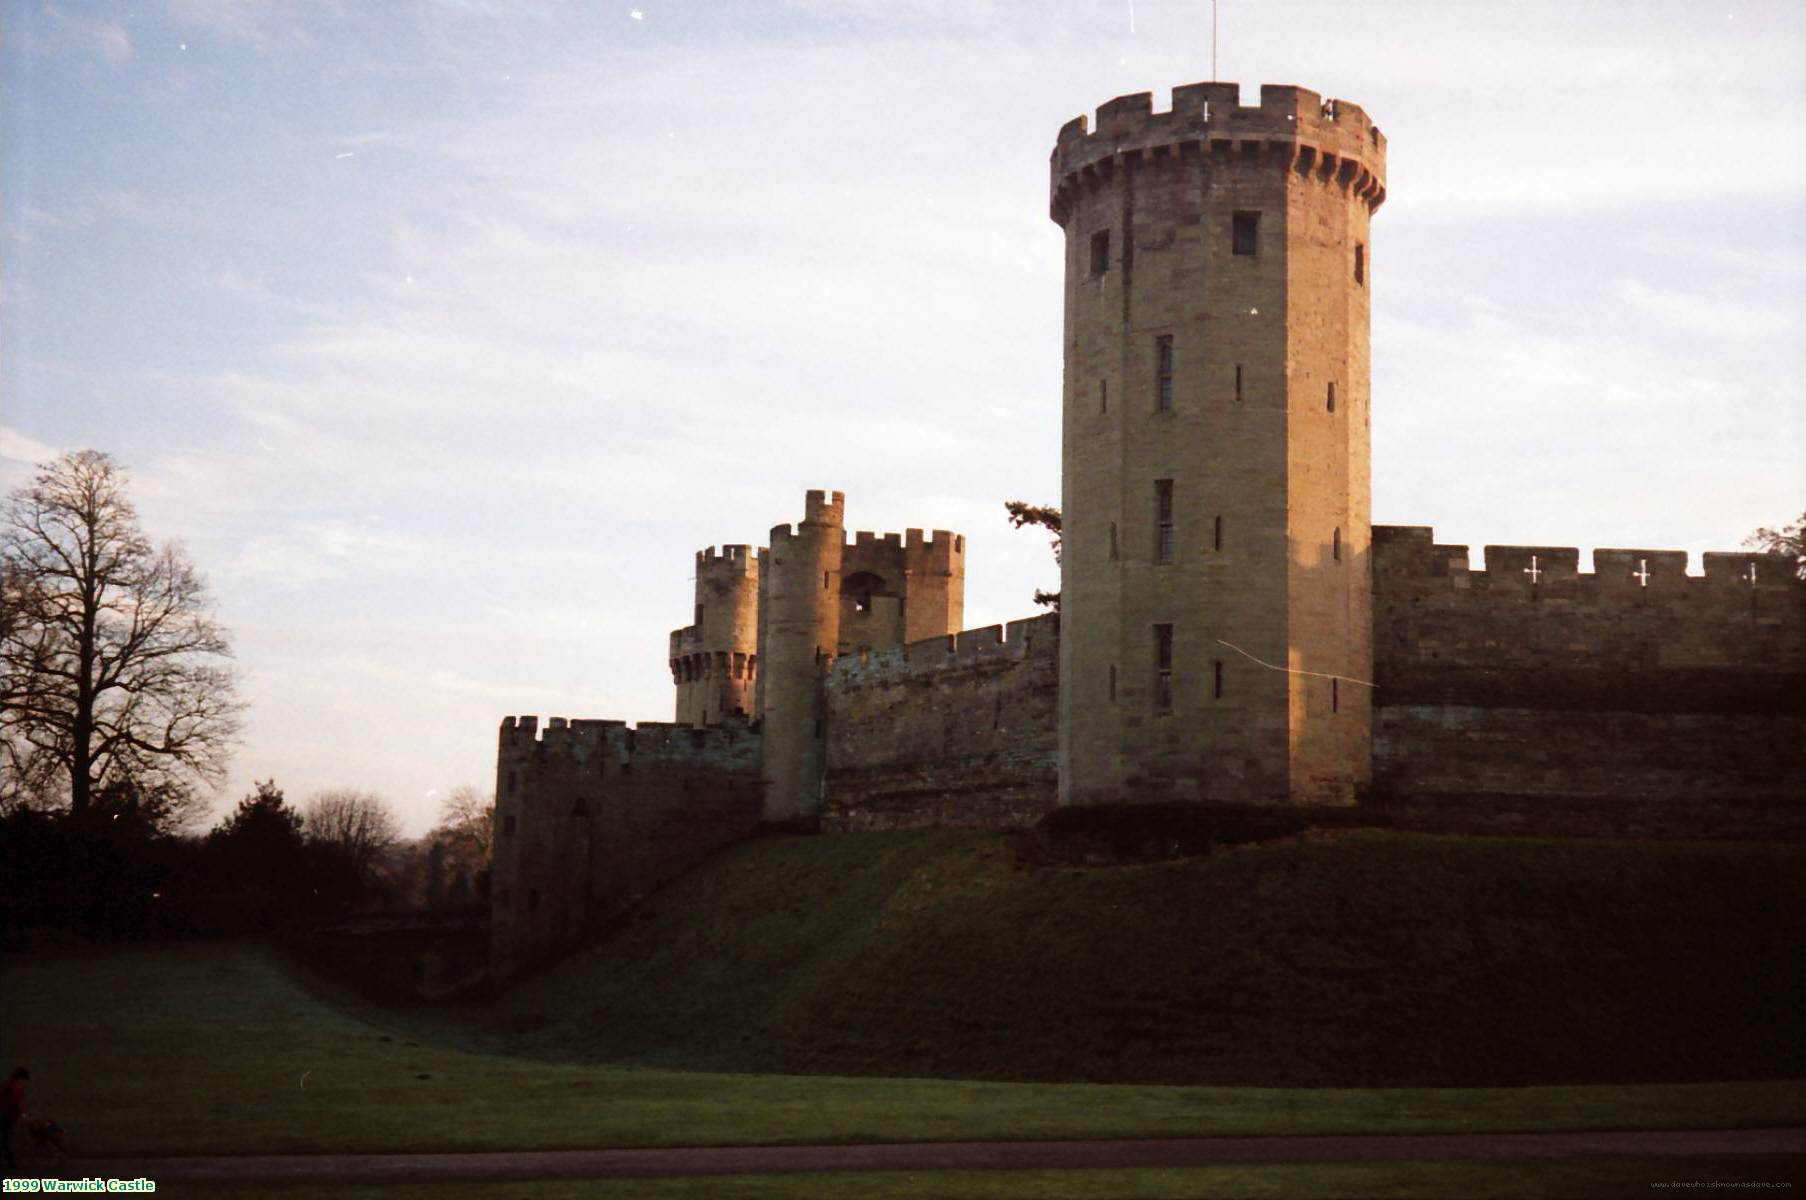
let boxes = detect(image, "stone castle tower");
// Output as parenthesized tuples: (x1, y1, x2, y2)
(668, 490, 967, 823)
(757, 489, 848, 822)
(1051, 82, 1386, 806)
(669, 544, 759, 728)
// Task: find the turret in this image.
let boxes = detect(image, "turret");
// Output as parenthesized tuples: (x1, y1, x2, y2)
(757, 490, 845, 822)
(669, 544, 759, 726)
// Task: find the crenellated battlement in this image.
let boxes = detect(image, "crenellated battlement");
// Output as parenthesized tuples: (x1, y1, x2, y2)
(803, 488, 845, 527)
(828, 613, 1058, 688)
(695, 544, 759, 576)
(840, 527, 966, 572)
(1373, 524, 1800, 601)
(498, 713, 758, 764)
(1051, 81, 1386, 225)
(904, 528, 964, 573)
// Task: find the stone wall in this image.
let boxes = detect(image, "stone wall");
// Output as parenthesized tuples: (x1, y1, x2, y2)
(1370, 525, 1806, 826)
(490, 715, 761, 985)
(823, 613, 1059, 830)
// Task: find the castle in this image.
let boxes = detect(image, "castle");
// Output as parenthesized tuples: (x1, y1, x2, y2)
(490, 82, 1806, 984)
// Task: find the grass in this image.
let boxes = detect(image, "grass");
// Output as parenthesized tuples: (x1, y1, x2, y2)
(3, 828, 1802, 1159)
(154, 1156, 1806, 1199)
(462, 828, 1805, 1087)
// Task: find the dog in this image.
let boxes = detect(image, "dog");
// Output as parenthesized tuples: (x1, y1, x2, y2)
(28, 1119, 65, 1159)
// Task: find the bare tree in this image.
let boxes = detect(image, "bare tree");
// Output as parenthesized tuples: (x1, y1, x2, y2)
(0, 451, 242, 823)
(435, 784, 494, 864)
(302, 789, 401, 876)
(429, 784, 494, 906)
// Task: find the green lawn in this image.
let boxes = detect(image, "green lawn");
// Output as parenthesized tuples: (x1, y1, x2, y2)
(4, 935, 1802, 1158)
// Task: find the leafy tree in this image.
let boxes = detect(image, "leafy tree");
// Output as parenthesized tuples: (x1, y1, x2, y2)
(208, 779, 306, 889)
(0, 451, 241, 826)
(1745, 511, 1805, 581)
(1004, 499, 1062, 609)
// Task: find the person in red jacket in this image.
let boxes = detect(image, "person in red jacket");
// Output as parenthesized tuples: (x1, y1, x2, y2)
(0, 1068, 27, 1174)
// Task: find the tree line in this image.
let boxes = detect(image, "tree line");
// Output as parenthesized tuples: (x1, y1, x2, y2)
(0, 775, 494, 946)
(0, 450, 492, 945)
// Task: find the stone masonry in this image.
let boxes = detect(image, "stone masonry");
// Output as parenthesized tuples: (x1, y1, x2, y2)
(491, 80, 1804, 983)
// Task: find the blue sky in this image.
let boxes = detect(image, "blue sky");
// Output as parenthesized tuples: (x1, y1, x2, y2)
(4, 0, 1802, 833)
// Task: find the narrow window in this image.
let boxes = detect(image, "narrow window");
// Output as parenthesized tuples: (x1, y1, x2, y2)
(1331, 677, 1340, 713)
(1327, 382, 1336, 413)
(1213, 514, 1223, 551)
(502, 814, 516, 837)
(1155, 335, 1174, 412)
(1155, 479, 1175, 564)
(1213, 659, 1224, 699)
(823, 571, 830, 590)
(1333, 526, 1342, 562)
(1354, 242, 1365, 284)
(1234, 363, 1243, 403)
(813, 717, 823, 739)
(1232, 211, 1259, 256)
(505, 770, 517, 798)
(1090, 229, 1110, 276)
(1099, 378, 1107, 413)
(1109, 663, 1117, 702)
(694, 603, 703, 626)
(1109, 521, 1119, 560)
(1154, 624, 1174, 710)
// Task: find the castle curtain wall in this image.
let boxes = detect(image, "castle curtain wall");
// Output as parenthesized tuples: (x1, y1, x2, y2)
(822, 613, 1059, 831)
(1370, 526, 1806, 834)
(490, 716, 762, 986)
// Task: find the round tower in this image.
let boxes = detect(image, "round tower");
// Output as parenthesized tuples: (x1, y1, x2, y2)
(669, 544, 759, 726)
(1050, 82, 1385, 807)
(757, 489, 844, 823)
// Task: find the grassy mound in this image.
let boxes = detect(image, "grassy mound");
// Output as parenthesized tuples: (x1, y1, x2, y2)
(485, 829, 1805, 1087)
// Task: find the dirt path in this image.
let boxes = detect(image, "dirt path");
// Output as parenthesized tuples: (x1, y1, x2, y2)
(24, 1127, 1803, 1186)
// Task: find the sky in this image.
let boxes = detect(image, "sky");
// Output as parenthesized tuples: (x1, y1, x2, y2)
(3, 0, 1802, 836)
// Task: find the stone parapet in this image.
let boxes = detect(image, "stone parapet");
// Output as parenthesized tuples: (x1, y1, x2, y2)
(1051, 81, 1386, 225)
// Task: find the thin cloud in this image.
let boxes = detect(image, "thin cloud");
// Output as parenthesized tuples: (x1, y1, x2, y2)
(1609, 279, 1799, 344)
(42, 5, 133, 63)
(0, 427, 62, 466)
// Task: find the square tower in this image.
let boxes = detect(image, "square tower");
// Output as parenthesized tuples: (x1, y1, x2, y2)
(1050, 82, 1386, 806)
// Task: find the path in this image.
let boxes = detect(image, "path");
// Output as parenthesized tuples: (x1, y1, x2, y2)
(28, 1127, 1804, 1186)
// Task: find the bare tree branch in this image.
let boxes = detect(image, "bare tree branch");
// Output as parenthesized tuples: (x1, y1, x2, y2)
(303, 789, 401, 878)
